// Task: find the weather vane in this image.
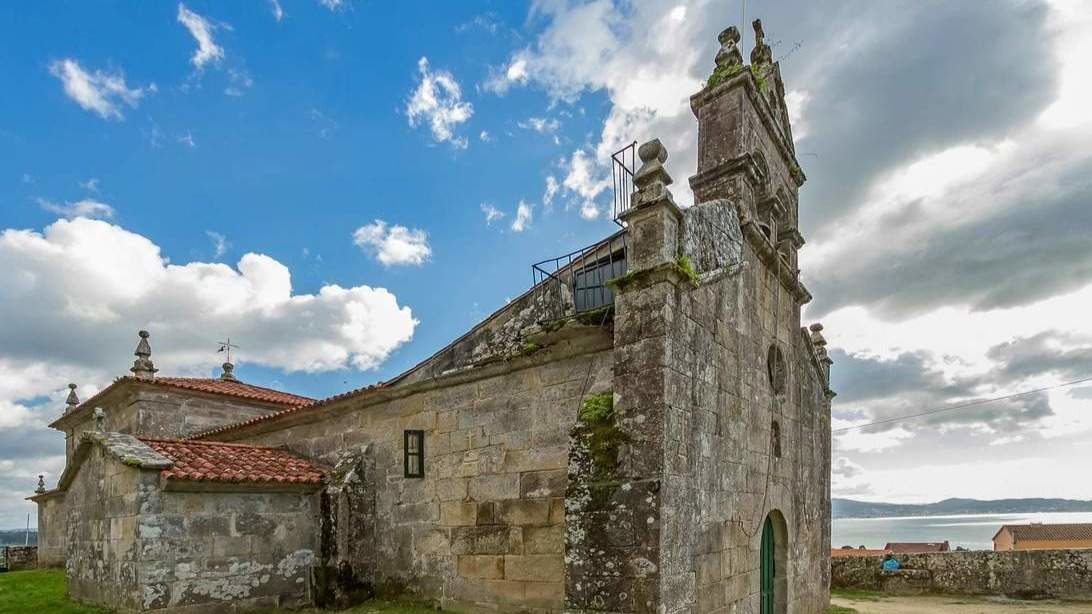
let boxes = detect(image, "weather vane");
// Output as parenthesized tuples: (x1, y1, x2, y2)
(217, 338, 240, 363)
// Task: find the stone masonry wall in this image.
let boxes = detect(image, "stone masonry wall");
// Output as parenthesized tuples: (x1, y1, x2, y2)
(2, 546, 38, 571)
(64, 388, 283, 463)
(34, 493, 66, 566)
(231, 334, 614, 612)
(138, 488, 320, 612)
(832, 550, 1092, 600)
(62, 441, 320, 612)
(658, 200, 830, 614)
(64, 445, 148, 611)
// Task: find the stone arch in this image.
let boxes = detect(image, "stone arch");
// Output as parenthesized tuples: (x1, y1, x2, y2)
(766, 344, 786, 395)
(760, 509, 789, 614)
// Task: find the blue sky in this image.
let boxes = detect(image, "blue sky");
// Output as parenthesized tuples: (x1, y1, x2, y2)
(2, 1, 619, 397)
(4, 0, 1092, 526)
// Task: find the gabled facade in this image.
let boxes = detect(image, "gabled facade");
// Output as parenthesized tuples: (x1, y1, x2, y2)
(33, 19, 834, 614)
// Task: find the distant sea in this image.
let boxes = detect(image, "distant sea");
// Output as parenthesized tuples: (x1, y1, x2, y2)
(833, 511, 1092, 551)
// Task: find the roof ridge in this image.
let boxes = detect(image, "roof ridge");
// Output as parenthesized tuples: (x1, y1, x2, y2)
(156, 376, 317, 399)
(136, 436, 282, 450)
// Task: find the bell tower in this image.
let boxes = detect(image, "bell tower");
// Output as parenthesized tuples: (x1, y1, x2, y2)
(689, 20, 809, 301)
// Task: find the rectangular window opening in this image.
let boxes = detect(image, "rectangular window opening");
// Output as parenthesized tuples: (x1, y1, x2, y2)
(404, 429, 424, 478)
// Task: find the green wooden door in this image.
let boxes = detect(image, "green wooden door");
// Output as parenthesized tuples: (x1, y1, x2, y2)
(760, 516, 774, 614)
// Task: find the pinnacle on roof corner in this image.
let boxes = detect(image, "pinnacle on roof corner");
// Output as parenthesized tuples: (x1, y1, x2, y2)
(65, 383, 80, 413)
(130, 329, 158, 381)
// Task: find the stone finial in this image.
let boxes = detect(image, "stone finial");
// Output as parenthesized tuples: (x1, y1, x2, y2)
(93, 407, 106, 432)
(631, 138, 675, 210)
(809, 323, 827, 348)
(130, 330, 157, 380)
(220, 361, 238, 382)
(750, 19, 773, 67)
(715, 25, 743, 68)
(65, 383, 80, 413)
(35, 474, 46, 494)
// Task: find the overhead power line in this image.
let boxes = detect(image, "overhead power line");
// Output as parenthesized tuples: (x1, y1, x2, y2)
(832, 375, 1092, 434)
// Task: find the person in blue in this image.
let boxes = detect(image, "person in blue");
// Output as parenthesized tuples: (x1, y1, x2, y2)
(882, 553, 901, 571)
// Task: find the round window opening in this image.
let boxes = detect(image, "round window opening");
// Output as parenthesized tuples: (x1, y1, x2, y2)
(767, 345, 786, 395)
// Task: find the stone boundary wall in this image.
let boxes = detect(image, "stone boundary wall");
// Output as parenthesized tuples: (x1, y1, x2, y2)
(2, 545, 38, 571)
(832, 549, 1092, 600)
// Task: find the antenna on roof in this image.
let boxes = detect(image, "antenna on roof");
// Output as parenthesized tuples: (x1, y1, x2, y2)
(217, 338, 241, 382)
(217, 338, 240, 364)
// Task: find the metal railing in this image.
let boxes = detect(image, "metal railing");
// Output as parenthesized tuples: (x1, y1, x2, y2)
(611, 141, 637, 225)
(531, 231, 628, 314)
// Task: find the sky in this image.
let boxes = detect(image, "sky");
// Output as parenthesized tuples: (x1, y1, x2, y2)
(1, 0, 1091, 527)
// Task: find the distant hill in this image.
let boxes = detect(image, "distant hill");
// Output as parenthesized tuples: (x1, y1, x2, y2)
(833, 497, 1092, 519)
(0, 529, 36, 546)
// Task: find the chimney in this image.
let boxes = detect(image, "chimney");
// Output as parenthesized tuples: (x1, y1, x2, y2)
(130, 330, 157, 381)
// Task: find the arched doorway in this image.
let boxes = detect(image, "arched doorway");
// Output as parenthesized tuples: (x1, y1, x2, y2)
(760, 516, 775, 614)
(760, 511, 788, 614)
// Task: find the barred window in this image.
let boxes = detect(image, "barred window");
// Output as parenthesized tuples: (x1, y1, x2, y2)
(404, 430, 424, 478)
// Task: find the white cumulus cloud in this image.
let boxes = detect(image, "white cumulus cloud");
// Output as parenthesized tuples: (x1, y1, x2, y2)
(48, 59, 149, 120)
(480, 203, 505, 225)
(406, 57, 474, 149)
(177, 3, 224, 69)
(37, 198, 116, 220)
(511, 200, 533, 232)
(353, 220, 432, 266)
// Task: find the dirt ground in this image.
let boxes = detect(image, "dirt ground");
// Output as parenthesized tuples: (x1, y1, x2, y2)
(831, 594, 1092, 614)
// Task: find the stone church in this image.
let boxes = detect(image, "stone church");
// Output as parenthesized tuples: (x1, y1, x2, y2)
(30, 21, 834, 614)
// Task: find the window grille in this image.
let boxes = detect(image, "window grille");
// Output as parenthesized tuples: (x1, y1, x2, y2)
(404, 430, 424, 478)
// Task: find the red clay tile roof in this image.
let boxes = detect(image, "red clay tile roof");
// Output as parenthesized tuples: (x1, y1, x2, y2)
(884, 541, 950, 553)
(151, 377, 316, 407)
(831, 548, 890, 558)
(999, 523, 1092, 542)
(139, 438, 325, 485)
(50, 376, 316, 429)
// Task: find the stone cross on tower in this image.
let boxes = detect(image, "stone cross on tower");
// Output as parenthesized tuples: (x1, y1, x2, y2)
(130, 330, 157, 381)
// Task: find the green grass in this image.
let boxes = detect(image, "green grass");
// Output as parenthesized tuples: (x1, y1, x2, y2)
(831, 587, 884, 602)
(824, 606, 858, 614)
(0, 568, 108, 614)
(0, 568, 450, 614)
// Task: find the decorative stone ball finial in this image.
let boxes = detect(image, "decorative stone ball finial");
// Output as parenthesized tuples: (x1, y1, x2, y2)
(93, 407, 106, 432)
(220, 361, 238, 382)
(65, 383, 80, 413)
(35, 474, 46, 494)
(631, 138, 675, 209)
(130, 330, 158, 381)
(715, 26, 743, 68)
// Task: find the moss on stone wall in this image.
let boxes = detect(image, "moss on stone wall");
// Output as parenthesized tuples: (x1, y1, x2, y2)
(576, 392, 626, 479)
(706, 63, 742, 89)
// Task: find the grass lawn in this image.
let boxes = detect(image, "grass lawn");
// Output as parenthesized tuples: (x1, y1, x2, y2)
(0, 568, 109, 614)
(0, 568, 447, 614)
(824, 606, 858, 614)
